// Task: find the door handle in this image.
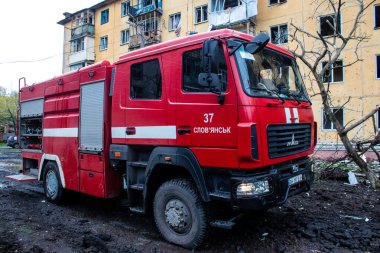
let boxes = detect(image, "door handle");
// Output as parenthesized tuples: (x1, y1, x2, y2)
(126, 127, 136, 135)
(177, 128, 191, 135)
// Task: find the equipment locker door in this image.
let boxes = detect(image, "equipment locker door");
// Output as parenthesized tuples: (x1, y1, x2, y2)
(172, 44, 238, 148)
(79, 81, 106, 198)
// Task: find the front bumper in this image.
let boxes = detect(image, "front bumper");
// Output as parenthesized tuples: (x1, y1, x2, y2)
(229, 158, 314, 211)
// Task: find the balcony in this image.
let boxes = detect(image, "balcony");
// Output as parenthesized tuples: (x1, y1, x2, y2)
(129, 32, 161, 49)
(209, 0, 257, 27)
(69, 37, 95, 65)
(129, 0, 162, 17)
(71, 24, 95, 39)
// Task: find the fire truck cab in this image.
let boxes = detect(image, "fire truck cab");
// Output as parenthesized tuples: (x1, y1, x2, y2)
(17, 29, 315, 248)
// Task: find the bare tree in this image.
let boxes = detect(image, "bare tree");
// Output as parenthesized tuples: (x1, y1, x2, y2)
(288, 0, 379, 187)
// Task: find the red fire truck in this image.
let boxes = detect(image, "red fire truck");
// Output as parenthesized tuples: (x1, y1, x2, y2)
(13, 29, 316, 248)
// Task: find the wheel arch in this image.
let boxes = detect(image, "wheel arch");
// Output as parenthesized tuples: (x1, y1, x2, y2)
(38, 154, 66, 188)
(144, 147, 210, 212)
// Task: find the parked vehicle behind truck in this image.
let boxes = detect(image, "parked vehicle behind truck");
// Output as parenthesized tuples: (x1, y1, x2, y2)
(12, 29, 316, 248)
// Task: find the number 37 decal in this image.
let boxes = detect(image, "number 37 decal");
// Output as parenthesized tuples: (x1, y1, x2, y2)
(203, 113, 214, 123)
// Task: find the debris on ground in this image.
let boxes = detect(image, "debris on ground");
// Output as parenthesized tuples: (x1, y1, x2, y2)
(0, 152, 379, 252)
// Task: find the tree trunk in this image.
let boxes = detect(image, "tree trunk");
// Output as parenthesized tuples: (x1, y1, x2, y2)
(339, 134, 380, 188)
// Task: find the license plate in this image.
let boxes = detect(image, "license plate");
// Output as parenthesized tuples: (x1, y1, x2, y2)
(288, 174, 303, 186)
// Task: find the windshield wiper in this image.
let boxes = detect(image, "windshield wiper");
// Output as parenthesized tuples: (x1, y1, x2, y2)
(257, 83, 285, 104)
(288, 93, 301, 105)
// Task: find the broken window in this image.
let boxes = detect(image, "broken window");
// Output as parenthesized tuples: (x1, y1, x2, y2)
(322, 60, 344, 83)
(120, 29, 130, 45)
(319, 14, 341, 37)
(195, 5, 208, 24)
(270, 24, 288, 44)
(322, 108, 344, 130)
(70, 62, 86, 72)
(211, 0, 242, 12)
(121, 1, 131, 16)
(169, 13, 181, 31)
(142, 0, 153, 7)
(375, 5, 380, 29)
(130, 59, 162, 99)
(269, 0, 286, 5)
(71, 38, 85, 53)
(100, 36, 108, 51)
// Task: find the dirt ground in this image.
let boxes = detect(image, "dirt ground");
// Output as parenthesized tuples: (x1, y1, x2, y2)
(0, 150, 379, 253)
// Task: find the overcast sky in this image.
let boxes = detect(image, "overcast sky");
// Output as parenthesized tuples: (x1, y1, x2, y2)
(0, 0, 101, 93)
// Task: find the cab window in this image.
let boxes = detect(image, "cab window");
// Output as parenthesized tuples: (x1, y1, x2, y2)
(130, 59, 162, 99)
(182, 48, 227, 93)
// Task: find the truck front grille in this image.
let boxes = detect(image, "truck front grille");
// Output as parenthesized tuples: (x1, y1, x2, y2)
(267, 124, 311, 159)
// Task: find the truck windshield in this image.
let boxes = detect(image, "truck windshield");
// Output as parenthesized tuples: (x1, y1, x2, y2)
(234, 46, 309, 102)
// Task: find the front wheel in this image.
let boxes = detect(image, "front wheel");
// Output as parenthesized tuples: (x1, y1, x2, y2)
(43, 161, 64, 204)
(153, 179, 207, 249)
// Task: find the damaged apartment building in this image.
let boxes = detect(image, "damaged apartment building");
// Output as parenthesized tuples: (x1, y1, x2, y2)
(58, 0, 380, 151)
(58, 0, 258, 72)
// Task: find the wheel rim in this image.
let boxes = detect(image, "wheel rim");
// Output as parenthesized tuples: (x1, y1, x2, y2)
(46, 170, 58, 198)
(164, 198, 192, 234)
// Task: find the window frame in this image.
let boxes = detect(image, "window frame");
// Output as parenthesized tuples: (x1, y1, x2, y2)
(70, 37, 85, 53)
(70, 62, 86, 72)
(120, 29, 130, 45)
(194, 5, 208, 24)
(322, 60, 344, 84)
(169, 12, 181, 31)
(319, 13, 342, 38)
(270, 23, 288, 45)
(99, 36, 108, 51)
(121, 1, 131, 17)
(130, 59, 162, 100)
(268, 0, 287, 6)
(375, 4, 380, 29)
(377, 105, 380, 130)
(100, 9, 109, 25)
(321, 108, 344, 131)
(376, 55, 380, 80)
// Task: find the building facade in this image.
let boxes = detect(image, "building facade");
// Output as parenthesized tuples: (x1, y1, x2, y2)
(58, 0, 380, 147)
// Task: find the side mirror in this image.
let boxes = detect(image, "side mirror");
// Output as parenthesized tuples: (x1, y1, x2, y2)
(201, 39, 221, 74)
(245, 33, 270, 54)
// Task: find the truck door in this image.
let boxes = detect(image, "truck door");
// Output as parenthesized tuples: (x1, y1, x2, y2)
(172, 43, 238, 149)
(122, 55, 173, 146)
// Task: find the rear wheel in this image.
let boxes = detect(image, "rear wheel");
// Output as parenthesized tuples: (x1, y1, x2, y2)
(43, 161, 64, 204)
(153, 179, 207, 249)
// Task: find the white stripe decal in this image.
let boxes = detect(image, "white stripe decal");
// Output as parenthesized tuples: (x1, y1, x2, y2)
(292, 108, 299, 123)
(43, 128, 78, 137)
(112, 126, 177, 139)
(285, 107, 291, 123)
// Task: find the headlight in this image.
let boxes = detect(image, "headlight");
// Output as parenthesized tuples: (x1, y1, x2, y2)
(236, 180, 270, 197)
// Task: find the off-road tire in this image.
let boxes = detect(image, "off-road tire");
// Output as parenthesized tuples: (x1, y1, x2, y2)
(43, 161, 64, 204)
(153, 179, 207, 249)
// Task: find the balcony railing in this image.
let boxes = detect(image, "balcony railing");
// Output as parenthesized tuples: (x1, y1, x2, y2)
(209, 0, 257, 27)
(129, 32, 161, 49)
(71, 24, 95, 39)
